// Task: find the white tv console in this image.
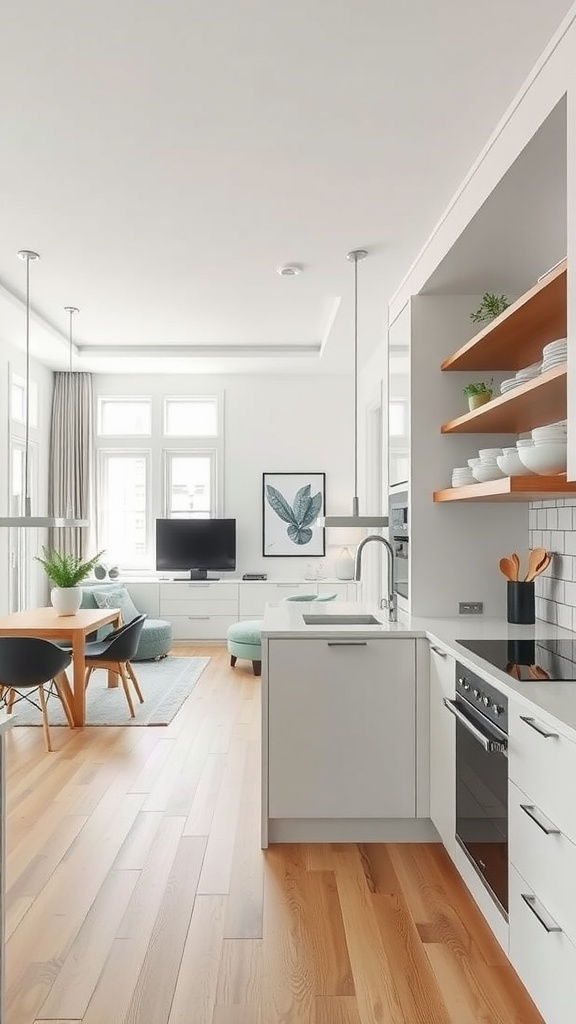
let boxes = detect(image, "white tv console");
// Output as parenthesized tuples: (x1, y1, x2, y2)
(95, 578, 360, 641)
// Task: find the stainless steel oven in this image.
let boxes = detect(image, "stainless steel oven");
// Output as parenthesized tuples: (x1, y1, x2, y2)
(444, 664, 508, 917)
(388, 490, 408, 600)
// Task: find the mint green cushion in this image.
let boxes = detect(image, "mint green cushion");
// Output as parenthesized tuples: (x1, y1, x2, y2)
(227, 620, 263, 646)
(93, 586, 140, 624)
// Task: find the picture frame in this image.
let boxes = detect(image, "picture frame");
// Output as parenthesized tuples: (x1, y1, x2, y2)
(262, 472, 326, 557)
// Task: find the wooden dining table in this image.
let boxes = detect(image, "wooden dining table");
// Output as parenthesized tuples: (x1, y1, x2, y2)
(0, 606, 121, 727)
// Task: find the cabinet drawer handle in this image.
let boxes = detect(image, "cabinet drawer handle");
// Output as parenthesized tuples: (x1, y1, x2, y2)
(520, 804, 560, 835)
(277, 583, 302, 588)
(327, 641, 368, 647)
(521, 893, 562, 933)
(520, 716, 559, 739)
(430, 645, 447, 657)
(187, 616, 210, 620)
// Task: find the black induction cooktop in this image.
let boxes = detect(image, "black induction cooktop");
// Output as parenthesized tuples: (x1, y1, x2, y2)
(457, 638, 576, 681)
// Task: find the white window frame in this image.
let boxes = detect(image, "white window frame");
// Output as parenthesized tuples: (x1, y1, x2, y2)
(162, 448, 219, 518)
(162, 395, 221, 438)
(11, 372, 38, 428)
(97, 396, 153, 437)
(97, 448, 152, 569)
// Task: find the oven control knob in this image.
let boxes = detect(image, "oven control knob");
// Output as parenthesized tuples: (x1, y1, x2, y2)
(482, 695, 491, 707)
(492, 703, 505, 716)
(473, 688, 481, 699)
(457, 677, 470, 691)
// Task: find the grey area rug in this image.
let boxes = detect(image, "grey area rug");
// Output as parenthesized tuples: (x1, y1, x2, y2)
(10, 656, 210, 727)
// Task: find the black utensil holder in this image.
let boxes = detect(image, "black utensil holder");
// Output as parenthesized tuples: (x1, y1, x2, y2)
(507, 581, 535, 625)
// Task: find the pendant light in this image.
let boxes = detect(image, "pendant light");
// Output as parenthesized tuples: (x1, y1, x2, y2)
(323, 249, 388, 528)
(0, 250, 88, 528)
(65, 305, 79, 371)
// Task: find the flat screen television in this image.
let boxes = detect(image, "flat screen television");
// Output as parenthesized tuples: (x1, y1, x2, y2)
(155, 518, 236, 579)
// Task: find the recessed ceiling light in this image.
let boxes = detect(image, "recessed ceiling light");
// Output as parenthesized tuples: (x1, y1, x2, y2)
(277, 264, 302, 277)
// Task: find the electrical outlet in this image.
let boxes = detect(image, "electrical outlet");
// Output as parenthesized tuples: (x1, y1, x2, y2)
(459, 601, 484, 615)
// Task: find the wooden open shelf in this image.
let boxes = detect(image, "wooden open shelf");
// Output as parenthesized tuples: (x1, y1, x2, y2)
(440, 259, 567, 371)
(440, 363, 566, 434)
(434, 476, 576, 503)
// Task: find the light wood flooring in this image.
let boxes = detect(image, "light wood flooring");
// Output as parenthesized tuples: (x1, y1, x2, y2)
(4, 644, 543, 1024)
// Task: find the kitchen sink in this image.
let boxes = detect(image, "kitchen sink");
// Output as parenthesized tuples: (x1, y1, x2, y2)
(302, 613, 382, 625)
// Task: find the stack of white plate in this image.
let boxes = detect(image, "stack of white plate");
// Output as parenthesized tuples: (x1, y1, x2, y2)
(451, 466, 476, 487)
(517, 422, 567, 474)
(472, 448, 506, 482)
(500, 361, 542, 394)
(541, 338, 567, 373)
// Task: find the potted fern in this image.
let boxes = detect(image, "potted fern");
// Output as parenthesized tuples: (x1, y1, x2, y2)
(36, 548, 104, 616)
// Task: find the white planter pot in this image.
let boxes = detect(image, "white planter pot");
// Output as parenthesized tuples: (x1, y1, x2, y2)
(51, 586, 82, 616)
(335, 546, 355, 580)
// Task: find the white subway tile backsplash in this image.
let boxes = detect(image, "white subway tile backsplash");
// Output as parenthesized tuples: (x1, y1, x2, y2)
(557, 603, 573, 629)
(529, 498, 576, 631)
(558, 506, 573, 531)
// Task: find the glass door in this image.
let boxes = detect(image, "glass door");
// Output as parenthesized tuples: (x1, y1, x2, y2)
(8, 439, 34, 611)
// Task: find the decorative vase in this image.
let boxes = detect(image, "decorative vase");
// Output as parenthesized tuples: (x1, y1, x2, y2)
(467, 392, 492, 411)
(335, 546, 355, 581)
(94, 563, 107, 580)
(51, 586, 82, 616)
(108, 566, 120, 579)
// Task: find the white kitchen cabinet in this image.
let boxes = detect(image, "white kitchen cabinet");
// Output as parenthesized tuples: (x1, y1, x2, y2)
(267, 637, 416, 819)
(508, 695, 576, 1023)
(509, 862, 576, 1024)
(428, 643, 456, 858)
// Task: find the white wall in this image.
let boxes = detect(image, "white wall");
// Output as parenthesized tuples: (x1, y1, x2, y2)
(0, 338, 54, 614)
(93, 372, 355, 580)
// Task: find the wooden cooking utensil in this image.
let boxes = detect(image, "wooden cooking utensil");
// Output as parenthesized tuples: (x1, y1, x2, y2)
(499, 556, 516, 581)
(511, 553, 520, 581)
(525, 552, 550, 582)
(524, 547, 547, 582)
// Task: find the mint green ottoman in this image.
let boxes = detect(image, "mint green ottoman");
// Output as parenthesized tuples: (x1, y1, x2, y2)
(227, 619, 263, 676)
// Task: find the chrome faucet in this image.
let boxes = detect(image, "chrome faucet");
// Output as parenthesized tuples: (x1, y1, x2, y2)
(354, 535, 397, 622)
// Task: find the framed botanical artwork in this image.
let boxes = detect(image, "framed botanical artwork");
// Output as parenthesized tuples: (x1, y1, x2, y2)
(262, 472, 326, 557)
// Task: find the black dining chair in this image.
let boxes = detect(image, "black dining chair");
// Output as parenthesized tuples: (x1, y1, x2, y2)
(0, 637, 75, 751)
(82, 614, 146, 718)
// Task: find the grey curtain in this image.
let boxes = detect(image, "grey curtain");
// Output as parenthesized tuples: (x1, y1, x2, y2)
(49, 372, 94, 558)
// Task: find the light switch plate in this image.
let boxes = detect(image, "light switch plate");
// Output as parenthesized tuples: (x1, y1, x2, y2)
(459, 601, 484, 614)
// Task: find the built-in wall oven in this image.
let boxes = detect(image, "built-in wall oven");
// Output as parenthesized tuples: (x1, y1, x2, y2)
(388, 489, 409, 600)
(444, 663, 509, 918)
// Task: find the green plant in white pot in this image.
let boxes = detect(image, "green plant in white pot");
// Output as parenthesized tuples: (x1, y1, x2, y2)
(463, 380, 493, 412)
(36, 548, 104, 616)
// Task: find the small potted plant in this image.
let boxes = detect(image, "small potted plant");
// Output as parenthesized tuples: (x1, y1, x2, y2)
(463, 380, 494, 411)
(36, 547, 105, 616)
(470, 292, 510, 324)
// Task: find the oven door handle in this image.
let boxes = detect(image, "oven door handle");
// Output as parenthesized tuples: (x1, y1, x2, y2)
(443, 699, 508, 754)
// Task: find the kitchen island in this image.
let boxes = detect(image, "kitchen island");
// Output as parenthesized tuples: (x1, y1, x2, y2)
(261, 600, 576, 848)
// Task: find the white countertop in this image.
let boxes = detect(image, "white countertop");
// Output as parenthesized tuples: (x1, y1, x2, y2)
(261, 601, 576, 741)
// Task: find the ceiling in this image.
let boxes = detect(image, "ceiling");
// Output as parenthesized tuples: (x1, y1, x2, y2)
(1, 0, 572, 375)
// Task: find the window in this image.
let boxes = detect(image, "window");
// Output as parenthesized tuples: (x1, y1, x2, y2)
(98, 397, 152, 435)
(163, 397, 218, 437)
(389, 400, 408, 437)
(164, 451, 216, 518)
(11, 374, 38, 428)
(98, 451, 150, 567)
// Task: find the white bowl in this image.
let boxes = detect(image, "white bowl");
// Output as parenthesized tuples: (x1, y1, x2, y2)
(516, 438, 535, 448)
(518, 442, 568, 475)
(467, 457, 482, 468)
(478, 448, 503, 459)
(472, 464, 507, 482)
(497, 451, 535, 477)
